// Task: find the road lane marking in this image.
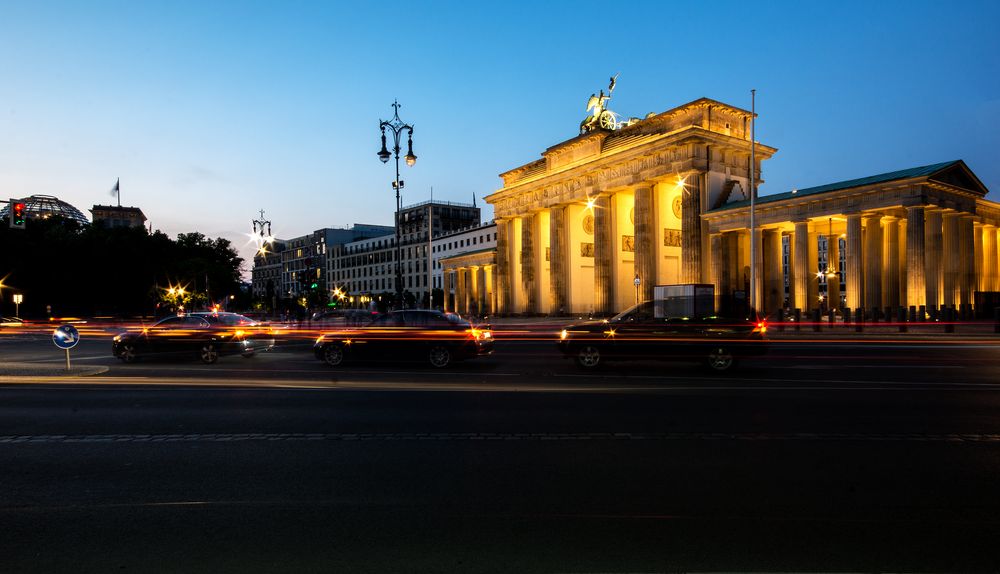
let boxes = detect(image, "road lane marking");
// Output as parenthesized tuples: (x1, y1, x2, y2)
(2, 431, 1000, 444)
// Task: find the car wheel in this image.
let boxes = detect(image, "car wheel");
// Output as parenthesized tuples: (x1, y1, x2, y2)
(576, 345, 601, 369)
(322, 343, 345, 367)
(118, 343, 138, 363)
(241, 349, 255, 358)
(428, 345, 451, 368)
(200, 343, 219, 364)
(706, 347, 735, 372)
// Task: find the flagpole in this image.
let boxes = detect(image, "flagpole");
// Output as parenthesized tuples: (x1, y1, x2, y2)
(116, 178, 121, 208)
(750, 89, 757, 317)
(428, 187, 433, 310)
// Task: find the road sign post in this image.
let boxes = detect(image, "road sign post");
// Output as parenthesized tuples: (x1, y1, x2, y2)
(52, 324, 80, 371)
(12, 293, 22, 318)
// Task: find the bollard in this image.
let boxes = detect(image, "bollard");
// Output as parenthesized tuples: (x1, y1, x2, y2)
(812, 308, 821, 332)
(885, 307, 893, 325)
(871, 307, 880, 323)
(794, 308, 802, 331)
(777, 308, 785, 332)
(945, 306, 955, 333)
(898, 306, 907, 333)
(855, 307, 864, 333)
(918, 305, 926, 322)
(843, 307, 851, 326)
(909, 305, 917, 323)
(828, 309, 835, 327)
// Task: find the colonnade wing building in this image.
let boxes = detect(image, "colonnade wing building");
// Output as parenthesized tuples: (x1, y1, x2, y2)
(485, 97, 999, 317)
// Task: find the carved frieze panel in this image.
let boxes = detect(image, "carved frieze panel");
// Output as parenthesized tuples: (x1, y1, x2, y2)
(621, 235, 635, 253)
(663, 229, 681, 247)
(580, 243, 594, 257)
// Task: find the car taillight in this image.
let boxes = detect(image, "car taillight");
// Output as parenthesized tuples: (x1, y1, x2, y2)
(754, 320, 767, 334)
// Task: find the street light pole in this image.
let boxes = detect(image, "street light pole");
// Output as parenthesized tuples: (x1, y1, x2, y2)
(749, 89, 757, 317)
(378, 100, 417, 309)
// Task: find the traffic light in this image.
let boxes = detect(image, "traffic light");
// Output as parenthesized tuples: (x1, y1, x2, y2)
(9, 199, 26, 229)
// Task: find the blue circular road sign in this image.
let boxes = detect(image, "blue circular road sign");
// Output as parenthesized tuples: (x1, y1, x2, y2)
(53, 324, 80, 349)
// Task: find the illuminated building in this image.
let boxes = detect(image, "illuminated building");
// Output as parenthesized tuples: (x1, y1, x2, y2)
(486, 97, 999, 317)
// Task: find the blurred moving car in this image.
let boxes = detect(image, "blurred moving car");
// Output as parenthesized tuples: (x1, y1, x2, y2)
(314, 309, 493, 368)
(0, 317, 25, 328)
(556, 301, 768, 372)
(112, 311, 274, 364)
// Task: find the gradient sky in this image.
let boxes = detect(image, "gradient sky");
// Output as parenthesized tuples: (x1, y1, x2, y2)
(2, 0, 998, 275)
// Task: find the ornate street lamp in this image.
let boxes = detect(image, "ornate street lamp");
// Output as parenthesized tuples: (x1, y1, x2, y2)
(378, 100, 417, 307)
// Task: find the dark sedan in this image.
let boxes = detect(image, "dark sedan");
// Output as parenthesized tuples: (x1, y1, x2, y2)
(314, 310, 494, 368)
(556, 301, 768, 372)
(112, 312, 273, 364)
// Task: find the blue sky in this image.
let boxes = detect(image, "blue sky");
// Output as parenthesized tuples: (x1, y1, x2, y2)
(2, 0, 998, 272)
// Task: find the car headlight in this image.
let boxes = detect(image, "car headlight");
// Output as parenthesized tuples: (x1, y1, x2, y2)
(113, 334, 122, 342)
(560, 329, 568, 340)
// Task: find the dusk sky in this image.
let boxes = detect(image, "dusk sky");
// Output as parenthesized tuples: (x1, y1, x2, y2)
(2, 0, 998, 274)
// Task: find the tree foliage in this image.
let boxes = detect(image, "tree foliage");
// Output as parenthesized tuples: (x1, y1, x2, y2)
(0, 218, 244, 318)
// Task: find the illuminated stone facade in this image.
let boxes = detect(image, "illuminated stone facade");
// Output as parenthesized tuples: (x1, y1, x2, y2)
(486, 97, 999, 316)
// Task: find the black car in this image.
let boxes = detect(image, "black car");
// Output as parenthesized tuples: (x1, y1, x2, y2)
(112, 312, 273, 364)
(314, 309, 494, 368)
(556, 301, 768, 371)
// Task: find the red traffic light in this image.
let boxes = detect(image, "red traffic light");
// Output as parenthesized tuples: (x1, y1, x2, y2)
(9, 199, 26, 229)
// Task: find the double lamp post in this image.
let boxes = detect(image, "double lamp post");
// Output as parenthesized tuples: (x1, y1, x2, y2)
(377, 100, 417, 308)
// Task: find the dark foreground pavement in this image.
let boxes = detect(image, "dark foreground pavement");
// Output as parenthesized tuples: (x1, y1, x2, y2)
(3, 382, 1000, 573)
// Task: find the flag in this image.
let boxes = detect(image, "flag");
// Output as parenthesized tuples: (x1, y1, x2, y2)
(109, 178, 120, 197)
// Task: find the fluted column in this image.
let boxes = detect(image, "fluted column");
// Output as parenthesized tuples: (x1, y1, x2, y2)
(495, 220, 510, 314)
(898, 219, 908, 307)
(549, 206, 567, 314)
(489, 265, 497, 314)
(681, 174, 703, 283)
(710, 233, 724, 312)
(925, 209, 943, 309)
(905, 207, 926, 308)
(985, 225, 998, 292)
(883, 216, 900, 309)
(974, 224, 985, 293)
(593, 195, 614, 315)
(793, 221, 809, 311)
(863, 215, 883, 311)
(959, 216, 974, 307)
(455, 267, 467, 315)
(477, 265, 488, 314)
(845, 213, 863, 309)
(827, 233, 841, 309)
(763, 229, 783, 315)
(941, 213, 958, 307)
(520, 212, 537, 314)
(633, 185, 655, 302)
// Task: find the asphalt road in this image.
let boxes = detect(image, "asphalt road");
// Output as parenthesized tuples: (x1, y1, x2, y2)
(2, 332, 1000, 572)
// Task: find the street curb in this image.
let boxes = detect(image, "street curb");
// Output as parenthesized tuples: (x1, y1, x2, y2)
(0, 363, 110, 378)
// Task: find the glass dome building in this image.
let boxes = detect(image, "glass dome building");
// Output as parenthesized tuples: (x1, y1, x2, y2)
(0, 195, 90, 226)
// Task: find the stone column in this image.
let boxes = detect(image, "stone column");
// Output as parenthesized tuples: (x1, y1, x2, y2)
(520, 212, 537, 314)
(959, 216, 975, 307)
(489, 265, 498, 314)
(468, 265, 480, 315)
(845, 213, 863, 309)
(898, 219, 908, 308)
(863, 215, 883, 312)
(941, 213, 958, 307)
(593, 195, 614, 314)
(763, 229, 783, 315)
(793, 221, 809, 312)
(883, 216, 900, 309)
(710, 233, 724, 313)
(476, 265, 488, 315)
(925, 209, 943, 309)
(984, 224, 998, 293)
(753, 227, 765, 313)
(549, 205, 567, 314)
(633, 185, 655, 302)
(456, 267, 467, 315)
(827, 233, 841, 310)
(495, 220, 510, 314)
(681, 174, 703, 283)
(905, 206, 926, 308)
(974, 224, 985, 293)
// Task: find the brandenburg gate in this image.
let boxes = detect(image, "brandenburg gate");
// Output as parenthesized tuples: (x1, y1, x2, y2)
(485, 92, 999, 317)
